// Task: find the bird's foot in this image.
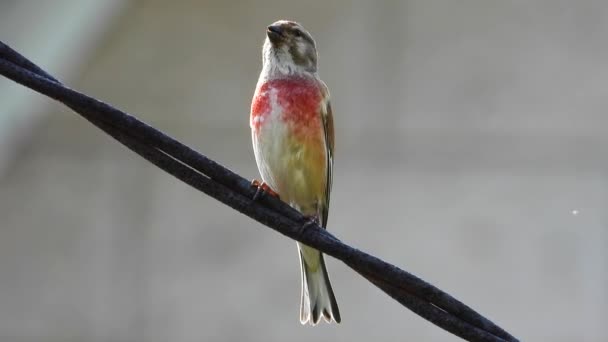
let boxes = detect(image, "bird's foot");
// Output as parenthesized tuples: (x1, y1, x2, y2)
(299, 216, 320, 235)
(251, 179, 280, 201)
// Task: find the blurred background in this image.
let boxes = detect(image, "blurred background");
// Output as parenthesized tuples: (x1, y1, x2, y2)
(0, 0, 606, 341)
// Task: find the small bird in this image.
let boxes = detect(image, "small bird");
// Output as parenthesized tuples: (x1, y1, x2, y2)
(250, 20, 339, 325)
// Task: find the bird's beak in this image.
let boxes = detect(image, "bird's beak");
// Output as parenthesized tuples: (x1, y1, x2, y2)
(267, 25, 285, 43)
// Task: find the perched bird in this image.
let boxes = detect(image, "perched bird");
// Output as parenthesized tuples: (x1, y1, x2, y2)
(250, 20, 339, 325)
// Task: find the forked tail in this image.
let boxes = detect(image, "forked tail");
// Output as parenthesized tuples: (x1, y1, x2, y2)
(298, 244, 341, 325)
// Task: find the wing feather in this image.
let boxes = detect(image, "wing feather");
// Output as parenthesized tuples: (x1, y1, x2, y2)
(320, 95, 334, 228)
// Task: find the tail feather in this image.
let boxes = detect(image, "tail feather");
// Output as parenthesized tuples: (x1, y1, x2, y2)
(299, 244, 340, 325)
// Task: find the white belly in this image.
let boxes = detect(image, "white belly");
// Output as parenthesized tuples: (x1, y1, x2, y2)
(252, 118, 327, 215)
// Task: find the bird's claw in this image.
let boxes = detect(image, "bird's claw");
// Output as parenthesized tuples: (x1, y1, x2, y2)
(251, 179, 280, 201)
(298, 216, 319, 235)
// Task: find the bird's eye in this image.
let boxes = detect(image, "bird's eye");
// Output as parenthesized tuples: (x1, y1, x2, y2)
(294, 30, 303, 38)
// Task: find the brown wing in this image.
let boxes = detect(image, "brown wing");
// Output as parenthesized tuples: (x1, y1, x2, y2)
(320, 99, 334, 228)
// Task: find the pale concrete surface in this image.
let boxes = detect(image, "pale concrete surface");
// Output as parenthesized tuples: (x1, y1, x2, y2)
(0, 0, 125, 173)
(1, 1, 607, 341)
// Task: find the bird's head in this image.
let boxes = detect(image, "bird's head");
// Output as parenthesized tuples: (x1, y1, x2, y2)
(262, 20, 318, 75)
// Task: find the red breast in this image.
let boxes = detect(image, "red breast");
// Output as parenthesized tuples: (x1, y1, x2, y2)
(251, 77, 323, 137)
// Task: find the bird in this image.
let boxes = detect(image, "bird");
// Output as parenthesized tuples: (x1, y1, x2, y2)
(250, 20, 340, 325)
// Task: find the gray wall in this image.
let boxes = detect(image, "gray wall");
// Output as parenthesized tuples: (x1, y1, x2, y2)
(0, 1, 606, 341)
